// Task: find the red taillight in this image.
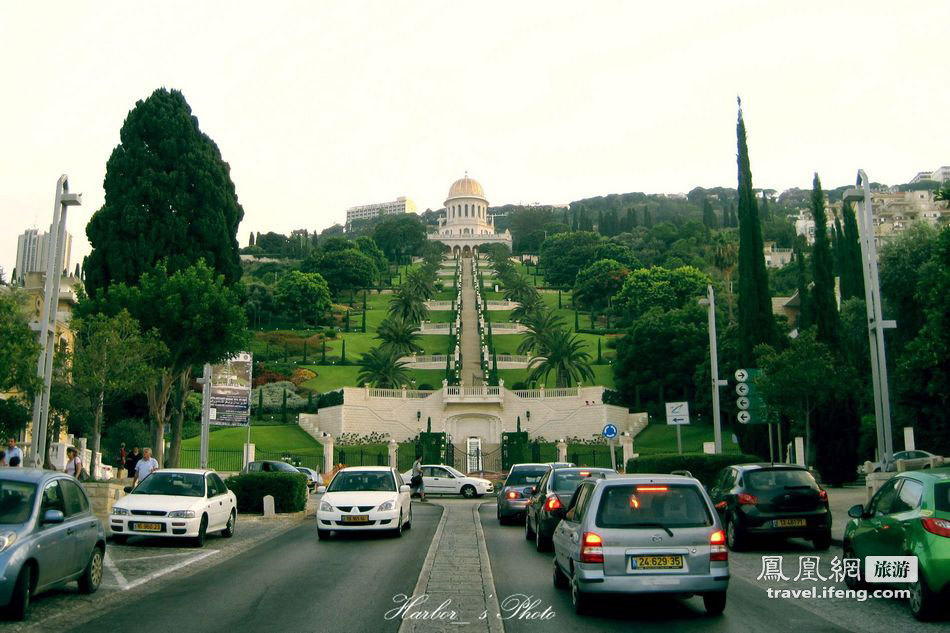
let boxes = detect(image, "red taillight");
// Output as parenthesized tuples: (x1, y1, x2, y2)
(580, 531, 604, 563)
(506, 490, 520, 499)
(579, 471, 590, 477)
(637, 486, 669, 493)
(737, 493, 758, 506)
(921, 518, 950, 538)
(545, 495, 563, 511)
(710, 530, 728, 561)
(714, 501, 727, 510)
(818, 489, 828, 502)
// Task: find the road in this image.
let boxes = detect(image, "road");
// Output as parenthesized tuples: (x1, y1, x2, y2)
(70, 503, 443, 633)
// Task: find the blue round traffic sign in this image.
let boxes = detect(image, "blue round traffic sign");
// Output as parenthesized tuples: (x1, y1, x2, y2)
(602, 424, 618, 439)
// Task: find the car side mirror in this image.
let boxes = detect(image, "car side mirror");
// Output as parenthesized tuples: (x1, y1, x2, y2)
(847, 504, 866, 519)
(529, 486, 537, 495)
(400, 485, 411, 493)
(316, 486, 327, 494)
(123, 486, 133, 494)
(42, 509, 65, 525)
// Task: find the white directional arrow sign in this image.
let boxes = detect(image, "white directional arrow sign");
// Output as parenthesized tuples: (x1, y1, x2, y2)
(665, 401, 690, 425)
(735, 383, 750, 397)
(737, 410, 752, 424)
(736, 396, 750, 410)
(735, 369, 749, 382)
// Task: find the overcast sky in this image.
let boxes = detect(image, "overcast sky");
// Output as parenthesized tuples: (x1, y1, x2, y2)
(1, 1, 946, 275)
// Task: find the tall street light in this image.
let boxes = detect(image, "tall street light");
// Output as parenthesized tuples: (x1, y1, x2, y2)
(699, 285, 727, 453)
(30, 175, 81, 467)
(843, 171, 896, 463)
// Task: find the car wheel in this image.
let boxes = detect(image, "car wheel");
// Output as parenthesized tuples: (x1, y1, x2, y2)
(222, 510, 236, 538)
(703, 592, 727, 615)
(461, 485, 476, 499)
(404, 506, 412, 530)
(317, 528, 331, 540)
(535, 524, 549, 552)
(9, 565, 31, 621)
(842, 546, 865, 590)
(571, 567, 593, 615)
(393, 511, 404, 537)
(726, 516, 744, 552)
(553, 559, 569, 589)
(909, 573, 938, 621)
(525, 514, 535, 540)
(812, 531, 831, 551)
(192, 515, 208, 548)
(78, 546, 104, 594)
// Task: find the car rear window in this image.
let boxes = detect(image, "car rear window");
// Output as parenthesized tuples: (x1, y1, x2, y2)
(505, 467, 548, 486)
(746, 469, 817, 490)
(552, 470, 610, 494)
(0, 481, 36, 524)
(934, 482, 950, 512)
(596, 484, 712, 529)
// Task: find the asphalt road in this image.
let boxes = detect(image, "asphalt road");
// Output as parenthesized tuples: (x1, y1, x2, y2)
(71, 503, 443, 633)
(477, 504, 851, 633)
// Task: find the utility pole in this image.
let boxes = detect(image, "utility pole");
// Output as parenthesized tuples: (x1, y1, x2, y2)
(844, 171, 896, 463)
(198, 363, 212, 468)
(30, 176, 81, 467)
(699, 285, 726, 453)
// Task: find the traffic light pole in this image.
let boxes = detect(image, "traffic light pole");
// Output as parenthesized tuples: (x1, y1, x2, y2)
(700, 285, 726, 453)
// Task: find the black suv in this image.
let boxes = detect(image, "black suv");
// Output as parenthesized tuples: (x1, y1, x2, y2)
(708, 463, 831, 551)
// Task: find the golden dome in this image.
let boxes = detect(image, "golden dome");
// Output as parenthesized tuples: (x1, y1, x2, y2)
(447, 175, 486, 200)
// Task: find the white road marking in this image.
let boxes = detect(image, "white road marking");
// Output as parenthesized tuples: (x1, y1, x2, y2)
(103, 552, 129, 589)
(110, 550, 214, 563)
(120, 549, 219, 591)
(102, 549, 220, 591)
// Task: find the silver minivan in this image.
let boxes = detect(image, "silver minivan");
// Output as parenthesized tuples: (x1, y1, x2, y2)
(552, 474, 729, 615)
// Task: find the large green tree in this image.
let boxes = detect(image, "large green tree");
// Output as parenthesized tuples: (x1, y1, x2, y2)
(84, 88, 244, 296)
(373, 216, 427, 263)
(838, 201, 865, 301)
(573, 259, 630, 313)
(274, 271, 333, 326)
(809, 174, 839, 347)
(354, 236, 389, 284)
(539, 231, 602, 287)
(0, 290, 40, 396)
(527, 328, 595, 388)
(302, 248, 376, 295)
(735, 100, 775, 364)
(614, 265, 711, 323)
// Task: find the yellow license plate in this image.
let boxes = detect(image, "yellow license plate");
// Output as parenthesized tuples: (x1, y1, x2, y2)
(342, 515, 369, 523)
(133, 522, 162, 532)
(774, 519, 807, 527)
(633, 555, 683, 570)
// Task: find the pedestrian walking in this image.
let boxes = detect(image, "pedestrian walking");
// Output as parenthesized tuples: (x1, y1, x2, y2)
(118, 443, 127, 469)
(65, 447, 85, 479)
(411, 455, 426, 502)
(125, 446, 141, 479)
(5, 438, 23, 468)
(133, 447, 159, 486)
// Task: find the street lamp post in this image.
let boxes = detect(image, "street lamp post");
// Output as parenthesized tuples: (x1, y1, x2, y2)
(843, 171, 896, 463)
(30, 175, 81, 468)
(699, 285, 727, 453)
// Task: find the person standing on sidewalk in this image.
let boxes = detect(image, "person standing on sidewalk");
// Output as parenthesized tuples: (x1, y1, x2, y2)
(411, 456, 426, 502)
(133, 447, 159, 486)
(65, 447, 84, 479)
(5, 438, 23, 467)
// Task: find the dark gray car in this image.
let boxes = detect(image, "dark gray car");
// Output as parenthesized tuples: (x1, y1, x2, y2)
(496, 463, 550, 524)
(0, 469, 106, 620)
(552, 475, 729, 615)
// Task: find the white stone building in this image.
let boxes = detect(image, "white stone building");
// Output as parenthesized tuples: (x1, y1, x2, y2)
(345, 196, 416, 226)
(429, 175, 512, 256)
(909, 166, 950, 184)
(14, 227, 73, 284)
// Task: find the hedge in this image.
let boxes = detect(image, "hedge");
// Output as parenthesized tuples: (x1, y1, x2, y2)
(625, 452, 762, 487)
(225, 472, 308, 513)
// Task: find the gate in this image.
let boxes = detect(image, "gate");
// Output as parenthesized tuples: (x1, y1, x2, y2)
(501, 431, 529, 470)
(449, 442, 502, 474)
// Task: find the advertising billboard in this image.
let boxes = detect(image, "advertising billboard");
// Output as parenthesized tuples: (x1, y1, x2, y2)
(209, 352, 253, 426)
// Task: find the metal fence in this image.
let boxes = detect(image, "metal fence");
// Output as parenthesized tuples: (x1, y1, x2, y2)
(335, 446, 387, 467)
(179, 448, 246, 472)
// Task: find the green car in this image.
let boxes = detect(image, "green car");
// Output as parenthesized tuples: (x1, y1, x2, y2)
(843, 468, 950, 621)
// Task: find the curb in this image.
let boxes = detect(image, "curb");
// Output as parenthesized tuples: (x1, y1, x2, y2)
(474, 502, 505, 633)
(399, 504, 448, 633)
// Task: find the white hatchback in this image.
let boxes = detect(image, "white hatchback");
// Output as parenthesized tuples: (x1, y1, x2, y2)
(110, 469, 237, 547)
(317, 467, 412, 539)
(401, 465, 494, 498)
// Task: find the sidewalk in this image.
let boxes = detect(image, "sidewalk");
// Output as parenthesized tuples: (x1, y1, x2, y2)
(827, 485, 866, 545)
(400, 500, 502, 633)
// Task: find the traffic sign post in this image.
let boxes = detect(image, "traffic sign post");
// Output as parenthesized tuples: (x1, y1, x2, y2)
(734, 369, 767, 425)
(665, 403, 690, 455)
(603, 424, 618, 471)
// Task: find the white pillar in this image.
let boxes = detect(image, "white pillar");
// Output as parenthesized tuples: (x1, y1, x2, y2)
(903, 427, 915, 451)
(323, 435, 335, 475)
(794, 436, 806, 467)
(620, 433, 633, 470)
(556, 440, 567, 463)
(388, 439, 399, 469)
(243, 443, 255, 468)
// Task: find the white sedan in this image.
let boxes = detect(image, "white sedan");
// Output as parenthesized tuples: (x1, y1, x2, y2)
(110, 469, 237, 547)
(316, 467, 411, 539)
(401, 464, 494, 498)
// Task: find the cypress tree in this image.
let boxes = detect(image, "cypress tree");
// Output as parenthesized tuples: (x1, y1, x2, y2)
(840, 201, 865, 301)
(794, 238, 811, 330)
(341, 337, 346, 364)
(832, 213, 844, 278)
(597, 338, 602, 364)
(321, 340, 326, 363)
(760, 194, 771, 222)
(809, 173, 839, 347)
(257, 388, 263, 420)
(643, 207, 653, 228)
(281, 388, 287, 423)
(735, 99, 775, 365)
(249, 232, 255, 247)
(303, 341, 308, 363)
(702, 198, 718, 230)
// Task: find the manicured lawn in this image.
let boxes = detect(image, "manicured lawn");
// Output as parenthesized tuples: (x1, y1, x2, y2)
(299, 365, 362, 392)
(417, 334, 452, 355)
(427, 310, 455, 323)
(492, 334, 524, 354)
(632, 424, 743, 455)
(182, 424, 324, 459)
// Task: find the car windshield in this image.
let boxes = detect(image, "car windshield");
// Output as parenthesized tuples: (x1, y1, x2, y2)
(505, 467, 548, 486)
(0, 481, 36, 524)
(596, 484, 712, 529)
(746, 469, 817, 490)
(328, 471, 396, 492)
(552, 469, 610, 493)
(134, 473, 205, 497)
(935, 482, 950, 512)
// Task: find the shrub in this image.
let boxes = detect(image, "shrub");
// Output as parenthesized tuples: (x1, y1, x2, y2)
(316, 390, 343, 408)
(625, 452, 762, 487)
(253, 370, 291, 387)
(225, 472, 308, 513)
(250, 381, 307, 411)
(290, 368, 317, 386)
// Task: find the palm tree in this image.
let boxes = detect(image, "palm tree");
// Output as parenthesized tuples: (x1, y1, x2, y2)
(527, 328, 595, 388)
(503, 275, 535, 304)
(404, 267, 436, 300)
(388, 287, 429, 324)
(713, 234, 739, 322)
(510, 291, 544, 323)
(377, 316, 423, 356)
(357, 346, 411, 388)
(517, 308, 565, 355)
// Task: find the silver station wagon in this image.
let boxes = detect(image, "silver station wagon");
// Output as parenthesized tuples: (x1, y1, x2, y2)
(551, 474, 730, 615)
